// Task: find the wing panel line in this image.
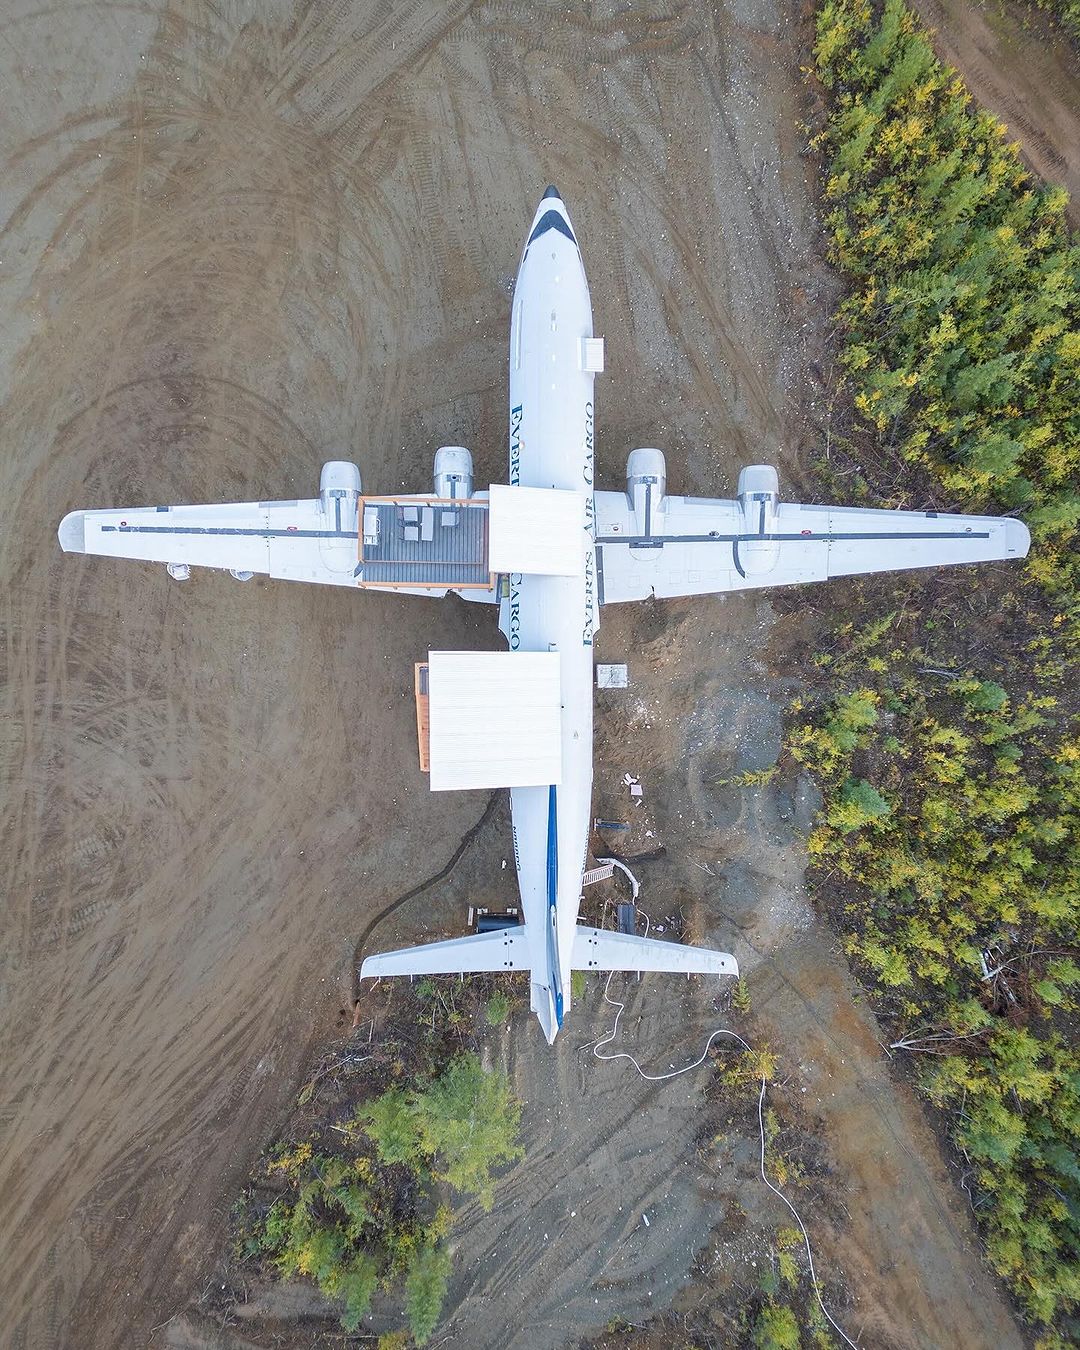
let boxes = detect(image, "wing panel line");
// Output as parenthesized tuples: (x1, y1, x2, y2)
(596, 530, 993, 546)
(100, 524, 357, 540)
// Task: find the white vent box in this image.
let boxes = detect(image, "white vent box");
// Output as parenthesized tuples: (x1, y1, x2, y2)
(581, 337, 605, 372)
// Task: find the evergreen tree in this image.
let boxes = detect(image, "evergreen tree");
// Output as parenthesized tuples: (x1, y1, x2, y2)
(412, 1054, 524, 1209)
(404, 1243, 452, 1346)
(358, 1087, 422, 1168)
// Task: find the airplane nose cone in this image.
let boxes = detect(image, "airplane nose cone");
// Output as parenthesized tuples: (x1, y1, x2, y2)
(542, 184, 561, 200)
(527, 188, 576, 247)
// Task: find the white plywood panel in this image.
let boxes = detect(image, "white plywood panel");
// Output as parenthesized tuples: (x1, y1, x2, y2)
(488, 484, 584, 576)
(428, 650, 562, 790)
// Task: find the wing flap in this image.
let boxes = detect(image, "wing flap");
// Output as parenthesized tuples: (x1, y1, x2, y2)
(572, 926, 738, 975)
(360, 926, 529, 978)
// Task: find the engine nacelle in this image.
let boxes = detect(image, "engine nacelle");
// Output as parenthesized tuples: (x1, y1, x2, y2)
(434, 445, 474, 499)
(320, 460, 362, 517)
(626, 447, 666, 536)
(735, 464, 781, 576)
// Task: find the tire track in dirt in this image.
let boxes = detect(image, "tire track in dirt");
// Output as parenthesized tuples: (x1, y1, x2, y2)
(350, 789, 501, 984)
(1, 4, 495, 1343)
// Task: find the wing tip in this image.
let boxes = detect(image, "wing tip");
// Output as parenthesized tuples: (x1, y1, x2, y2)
(1006, 517, 1031, 558)
(358, 955, 385, 981)
(58, 512, 86, 553)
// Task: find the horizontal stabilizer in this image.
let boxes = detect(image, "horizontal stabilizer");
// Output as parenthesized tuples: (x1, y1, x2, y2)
(572, 926, 738, 976)
(360, 926, 528, 978)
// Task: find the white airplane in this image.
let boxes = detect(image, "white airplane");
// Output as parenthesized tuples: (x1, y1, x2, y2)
(59, 187, 1030, 1043)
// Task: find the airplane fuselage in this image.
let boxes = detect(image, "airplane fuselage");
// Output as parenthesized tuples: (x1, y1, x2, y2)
(499, 191, 599, 1042)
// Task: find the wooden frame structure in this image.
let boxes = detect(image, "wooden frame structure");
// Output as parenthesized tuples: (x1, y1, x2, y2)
(357, 495, 493, 590)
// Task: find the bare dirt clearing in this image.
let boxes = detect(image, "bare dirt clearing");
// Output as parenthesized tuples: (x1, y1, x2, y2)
(0, 2, 1051, 1347)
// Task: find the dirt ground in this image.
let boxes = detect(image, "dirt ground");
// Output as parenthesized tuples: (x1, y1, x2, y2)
(0, 1, 1066, 1347)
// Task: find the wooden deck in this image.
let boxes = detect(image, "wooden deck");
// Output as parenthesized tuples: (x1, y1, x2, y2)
(414, 662, 430, 772)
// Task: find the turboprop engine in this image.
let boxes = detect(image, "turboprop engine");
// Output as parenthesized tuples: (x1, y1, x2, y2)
(320, 460, 362, 515)
(735, 464, 781, 576)
(626, 447, 666, 537)
(434, 445, 474, 499)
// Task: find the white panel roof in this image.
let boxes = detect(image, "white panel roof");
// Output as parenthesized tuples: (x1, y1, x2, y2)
(427, 650, 563, 791)
(487, 484, 584, 576)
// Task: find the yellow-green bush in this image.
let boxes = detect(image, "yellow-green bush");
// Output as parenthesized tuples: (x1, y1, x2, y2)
(814, 0, 1080, 618)
(791, 624, 1080, 1326)
(806, 8, 1080, 1327)
(245, 1052, 522, 1342)
(1030, 0, 1080, 42)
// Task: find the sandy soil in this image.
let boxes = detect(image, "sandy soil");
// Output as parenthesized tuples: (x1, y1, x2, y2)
(0, 2, 1056, 1348)
(911, 0, 1080, 222)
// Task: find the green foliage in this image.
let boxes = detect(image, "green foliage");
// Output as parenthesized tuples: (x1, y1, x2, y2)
(963, 680, 1009, 712)
(813, 0, 1080, 622)
(336, 1256, 379, 1333)
(254, 1154, 383, 1327)
(358, 1087, 422, 1167)
(484, 990, 513, 1026)
(921, 1031, 1080, 1321)
(808, 0, 1080, 1334)
(828, 777, 892, 833)
(789, 687, 880, 772)
(571, 969, 586, 1001)
(249, 1054, 523, 1338)
(790, 634, 1080, 1327)
(1028, 0, 1080, 43)
(733, 976, 753, 1014)
(358, 1055, 522, 1212)
(754, 1301, 802, 1349)
(413, 1054, 525, 1209)
(404, 1243, 452, 1345)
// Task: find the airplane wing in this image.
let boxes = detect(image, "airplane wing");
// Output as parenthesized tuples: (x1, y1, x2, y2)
(57, 462, 501, 598)
(57, 494, 367, 588)
(360, 926, 529, 977)
(594, 486, 1030, 604)
(572, 926, 738, 975)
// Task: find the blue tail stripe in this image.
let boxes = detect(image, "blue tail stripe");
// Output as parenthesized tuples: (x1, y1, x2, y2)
(546, 784, 558, 906)
(546, 785, 563, 1028)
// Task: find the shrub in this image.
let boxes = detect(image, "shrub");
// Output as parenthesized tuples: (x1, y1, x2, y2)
(249, 1053, 523, 1337)
(413, 1054, 524, 1209)
(806, 0, 1080, 1331)
(814, 0, 1080, 614)
(358, 1087, 422, 1167)
(484, 990, 513, 1026)
(791, 658, 1080, 1324)
(404, 1243, 452, 1345)
(754, 1301, 801, 1349)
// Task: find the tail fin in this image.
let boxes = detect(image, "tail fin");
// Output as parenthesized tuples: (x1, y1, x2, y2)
(572, 926, 738, 976)
(360, 926, 528, 979)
